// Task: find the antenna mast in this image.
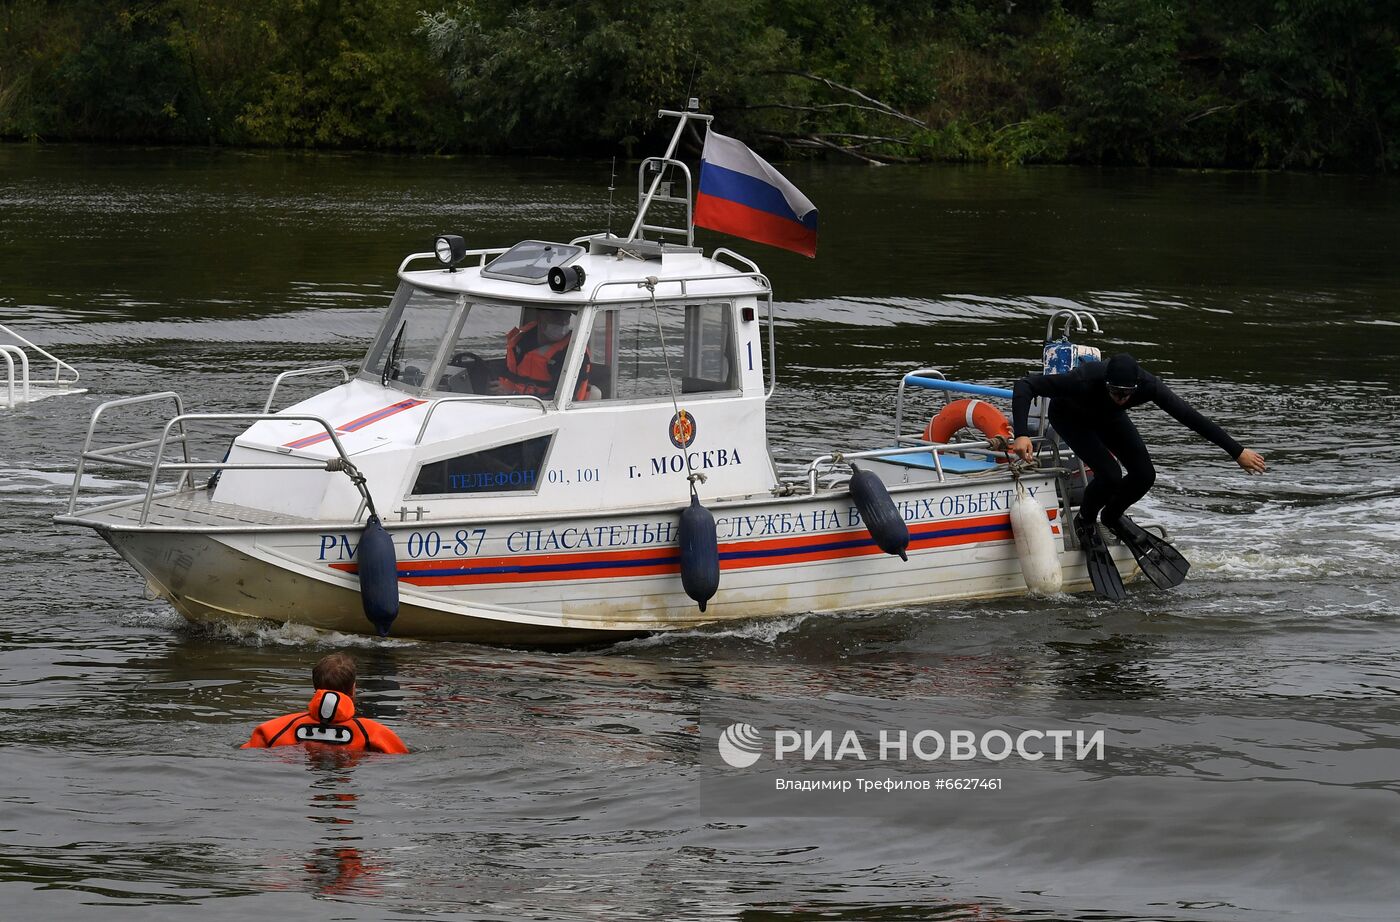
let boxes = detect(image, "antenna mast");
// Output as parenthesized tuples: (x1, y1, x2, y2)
(626, 98, 713, 244)
(606, 157, 617, 237)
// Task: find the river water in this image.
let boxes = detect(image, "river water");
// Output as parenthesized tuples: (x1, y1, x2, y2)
(2, 145, 1398, 921)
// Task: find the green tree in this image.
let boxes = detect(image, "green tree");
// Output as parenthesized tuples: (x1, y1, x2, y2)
(57, 3, 202, 142)
(1063, 0, 1188, 164)
(2, 0, 1396, 169)
(419, 0, 792, 154)
(1226, 0, 1399, 169)
(233, 0, 466, 149)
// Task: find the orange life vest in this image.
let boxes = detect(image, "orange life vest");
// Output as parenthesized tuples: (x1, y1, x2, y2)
(499, 321, 591, 400)
(242, 688, 409, 754)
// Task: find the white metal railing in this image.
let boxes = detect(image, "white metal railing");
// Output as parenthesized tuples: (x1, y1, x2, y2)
(1, 345, 29, 408)
(710, 248, 762, 275)
(397, 246, 511, 278)
(634, 157, 695, 245)
(802, 438, 1009, 494)
(66, 393, 376, 526)
(893, 367, 947, 441)
(897, 370, 1014, 425)
(886, 367, 1076, 515)
(263, 363, 355, 413)
(414, 394, 549, 445)
(1, 323, 82, 408)
(1046, 308, 1100, 342)
(68, 392, 190, 513)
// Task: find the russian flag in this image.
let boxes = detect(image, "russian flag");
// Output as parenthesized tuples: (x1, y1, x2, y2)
(694, 131, 819, 258)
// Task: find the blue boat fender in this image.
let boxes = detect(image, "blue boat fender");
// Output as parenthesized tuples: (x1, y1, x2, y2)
(357, 514, 400, 636)
(679, 493, 720, 612)
(849, 465, 909, 561)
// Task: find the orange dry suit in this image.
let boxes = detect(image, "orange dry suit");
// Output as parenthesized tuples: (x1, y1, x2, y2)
(499, 321, 591, 400)
(242, 688, 408, 754)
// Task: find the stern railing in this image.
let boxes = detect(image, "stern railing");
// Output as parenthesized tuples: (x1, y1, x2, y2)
(892, 368, 1088, 539)
(793, 368, 1081, 535)
(802, 439, 1009, 494)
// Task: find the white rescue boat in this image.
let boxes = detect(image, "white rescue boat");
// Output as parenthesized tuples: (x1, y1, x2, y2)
(56, 108, 1135, 644)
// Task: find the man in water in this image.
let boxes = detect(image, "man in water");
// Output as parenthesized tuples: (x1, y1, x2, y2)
(243, 652, 408, 753)
(1009, 353, 1266, 548)
(498, 308, 592, 400)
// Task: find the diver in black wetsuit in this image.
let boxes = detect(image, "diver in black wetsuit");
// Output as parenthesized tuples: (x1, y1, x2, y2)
(1009, 354, 1267, 545)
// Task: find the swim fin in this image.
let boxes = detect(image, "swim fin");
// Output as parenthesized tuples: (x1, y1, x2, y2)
(1106, 515, 1190, 590)
(1075, 513, 1127, 601)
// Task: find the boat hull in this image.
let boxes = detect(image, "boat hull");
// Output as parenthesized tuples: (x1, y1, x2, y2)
(84, 474, 1137, 645)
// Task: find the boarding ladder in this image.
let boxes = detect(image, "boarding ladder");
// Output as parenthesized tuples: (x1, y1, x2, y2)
(1, 323, 85, 409)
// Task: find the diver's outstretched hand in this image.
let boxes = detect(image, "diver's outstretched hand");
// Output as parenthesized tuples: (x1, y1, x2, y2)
(1236, 448, 1267, 474)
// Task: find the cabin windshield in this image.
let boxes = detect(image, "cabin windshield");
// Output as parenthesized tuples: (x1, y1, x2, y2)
(364, 284, 588, 399)
(363, 286, 458, 389)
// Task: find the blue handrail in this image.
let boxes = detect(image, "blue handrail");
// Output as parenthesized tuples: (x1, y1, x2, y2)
(903, 374, 1012, 399)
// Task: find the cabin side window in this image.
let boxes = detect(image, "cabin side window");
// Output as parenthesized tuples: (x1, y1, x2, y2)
(585, 301, 736, 402)
(411, 435, 553, 495)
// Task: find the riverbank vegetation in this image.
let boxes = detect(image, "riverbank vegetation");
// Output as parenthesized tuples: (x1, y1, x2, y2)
(3, 0, 1396, 169)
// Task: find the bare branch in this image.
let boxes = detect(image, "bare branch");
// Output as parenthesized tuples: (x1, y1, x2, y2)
(808, 132, 908, 144)
(1183, 103, 1240, 125)
(760, 70, 928, 128)
(737, 101, 926, 126)
(757, 133, 917, 165)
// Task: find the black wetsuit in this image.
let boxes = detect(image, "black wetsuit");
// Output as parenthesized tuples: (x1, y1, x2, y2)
(1011, 362, 1243, 526)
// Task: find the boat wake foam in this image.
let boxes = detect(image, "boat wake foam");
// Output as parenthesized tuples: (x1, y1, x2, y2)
(611, 613, 816, 651)
(171, 613, 420, 649)
(0, 466, 134, 495)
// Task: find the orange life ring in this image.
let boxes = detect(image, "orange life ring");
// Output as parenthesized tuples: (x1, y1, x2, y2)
(924, 398, 1013, 445)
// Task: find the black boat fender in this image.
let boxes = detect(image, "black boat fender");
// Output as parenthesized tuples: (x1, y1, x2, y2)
(679, 492, 720, 611)
(357, 514, 400, 636)
(849, 464, 909, 560)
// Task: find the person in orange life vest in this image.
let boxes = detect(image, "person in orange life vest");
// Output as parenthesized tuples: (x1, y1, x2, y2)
(243, 652, 408, 753)
(498, 308, 592, 400)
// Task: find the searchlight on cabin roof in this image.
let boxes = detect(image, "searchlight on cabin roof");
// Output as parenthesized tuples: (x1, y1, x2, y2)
(434, 234, 467, 269)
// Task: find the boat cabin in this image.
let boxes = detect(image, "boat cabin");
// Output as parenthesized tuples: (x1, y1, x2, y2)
(213, 234, 779, 522)
(369, 238, 752, 406)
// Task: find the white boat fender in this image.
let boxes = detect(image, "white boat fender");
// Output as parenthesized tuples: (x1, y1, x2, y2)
(849, 464, 909, 560)
(1008, 479, 1063, 594)
(679, 492, 720, 611)
(357, 514, 400, 636)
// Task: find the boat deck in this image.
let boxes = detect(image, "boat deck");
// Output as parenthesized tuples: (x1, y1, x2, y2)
(66, 489, 328, 531)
